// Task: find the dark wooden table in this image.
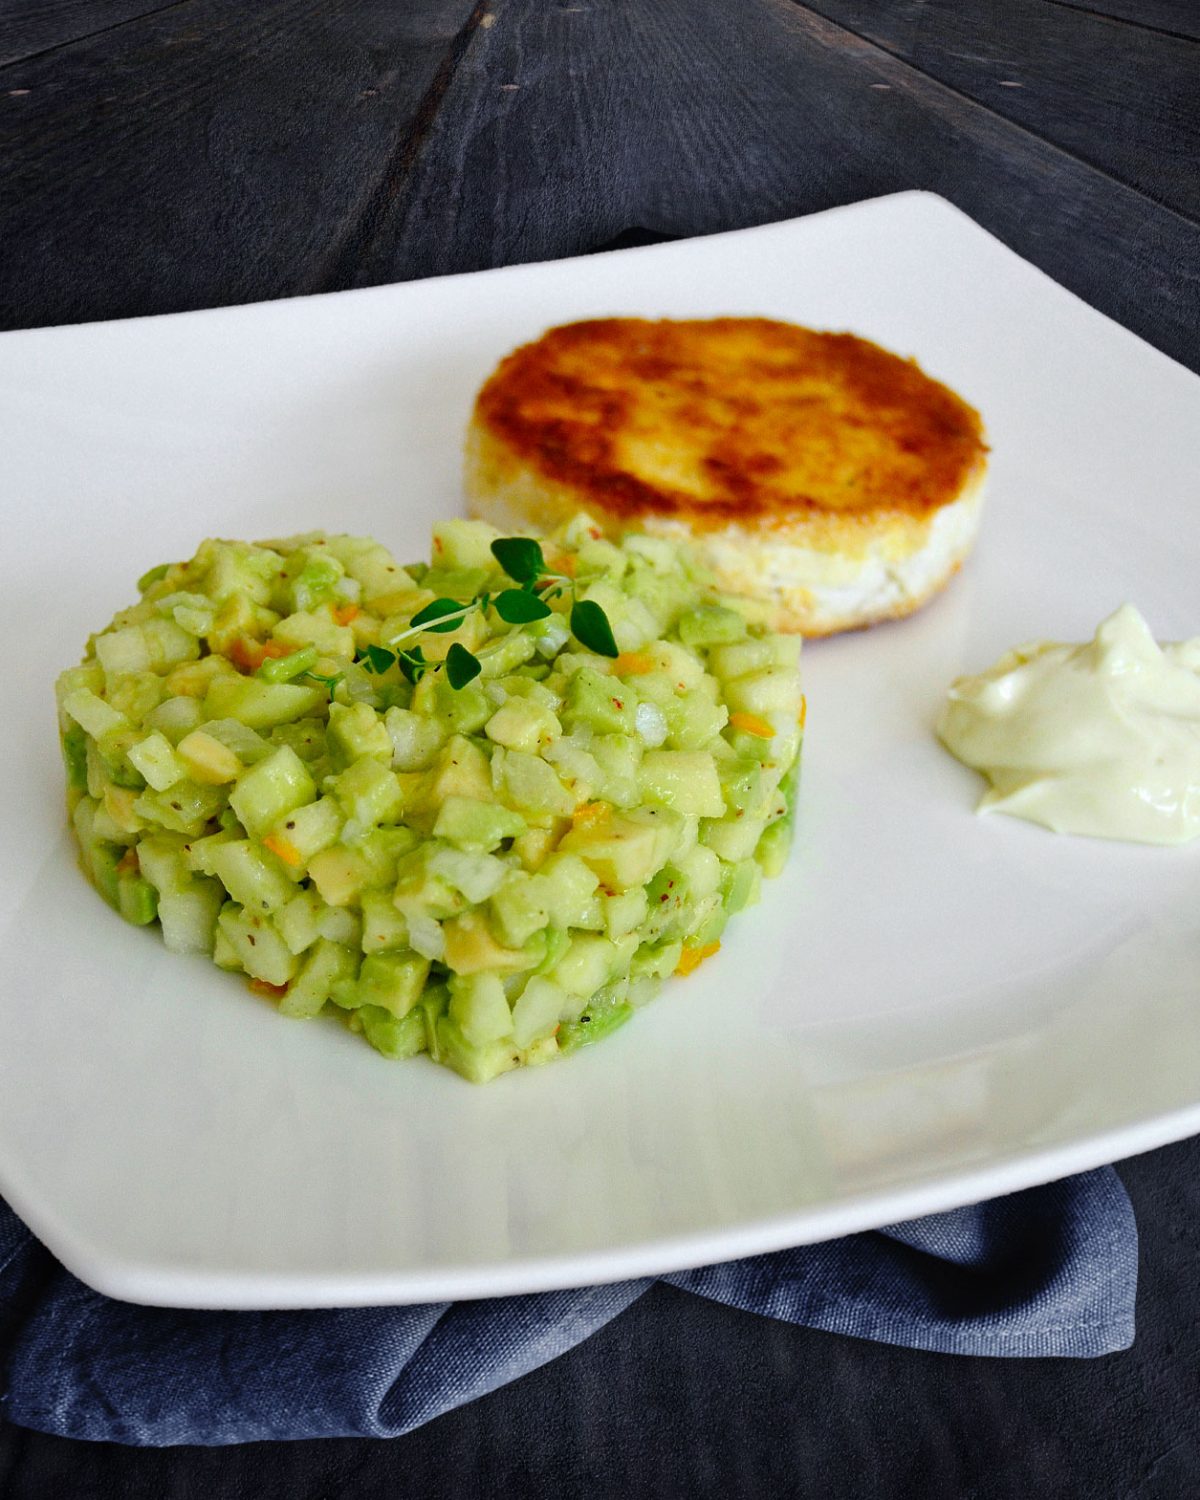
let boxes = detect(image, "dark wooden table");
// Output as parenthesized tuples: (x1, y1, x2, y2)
(3, 2, 1199, 1495)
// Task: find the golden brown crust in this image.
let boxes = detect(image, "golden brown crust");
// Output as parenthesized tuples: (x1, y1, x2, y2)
(471, 318, 988, 535)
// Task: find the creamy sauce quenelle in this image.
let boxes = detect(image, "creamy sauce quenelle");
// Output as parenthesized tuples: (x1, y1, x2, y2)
(937, 605, 1200, 845)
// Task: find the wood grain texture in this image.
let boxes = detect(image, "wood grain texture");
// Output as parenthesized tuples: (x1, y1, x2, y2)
(0, 1, 191, 67)
(348, 0, 1200, 373)
(805, 0, 1200, 219)
(3, 1136, 1199, 1498)
(0, 0, 481, 327)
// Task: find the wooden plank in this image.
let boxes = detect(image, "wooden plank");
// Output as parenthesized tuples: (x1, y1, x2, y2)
(803, 0, 1200, 221)
(345, 0, 1200, 374)
(0, 0, 482, 328)
(786, 0, 925, 52)
(1, 2, 188, 68)
(1049, 0, 1200, 42)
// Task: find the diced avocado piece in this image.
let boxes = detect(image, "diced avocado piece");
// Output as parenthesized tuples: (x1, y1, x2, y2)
(720, 857, 762, 914)
(126, 731, 186, 792)
(205, 839, 298, 914)
(604, 887, 649, 940)
(724, 668, 803, 717)
(132, 781, 227, 838)
(279, 939, 359, 1019)
(489, 871, 552, 948)
(265, 795, 343, 869)
(664, 694, 728, 752)
(435, 1017, 520, 1084)
(419, 983, 451, 1061)
(562, 667, 637, 736)
(158, 877, 224, 955)
(427, 846, 508, 902)
(216, 904, 298, 986)
(423, 735, 493, 809)
(135, 833, 192, 895)
(557, 986, 634, 1052)
(62, 688, 129, 739)
(324, 701, 393, 768)
(449, 972, 513, 1045)
(638, 751, 725, 817)
(144, 695, 205, 743)
(755, 815, 794, 878)
(411, 673, 491, 735)
(360, 889, 410, 953)
(559, 813, 666, 891)
(335, 757, 405, 827)
(717, 757, 765, 818)
(267, 718, 328, 764)
(384, 706, 447, 771)
(686, 895, 729, 949)
(60, 725, 90, 792)
(307, 846, 368, 907)
(431, 518, 501, 570)
(491, 749, 575, 821)
(484, 698, 562, 753)
(87, 839, 122, 909)
(678, 605, 748, 648)
(642, 864, 692, 943)
(700, 815, 767, 862)
(441, 910, 530, 975)
(203, 676, 326, 729)
(511, 976, 565, 1048)
(176, 730, 242, 785)
(281, 546, 346, 612)
(537, 852, 600, 927)
(229, 745, 316, 839)
(478, 632, 539, 678)
(354, 950, 431, 1019)
(631, 938, 683, 981)
(551, 933, 619, 997)
(393, 844, 468, 922)
(511, 825, 563, 871)
(433, 795, 526, 852)
(95, 619, 198, 678)
(677, 843, 722, 901)
(708, 639, 780, 681)
(360, 1005, 428, 1061)
(276, 887, 326, 955)
(271, 610, 355, 658)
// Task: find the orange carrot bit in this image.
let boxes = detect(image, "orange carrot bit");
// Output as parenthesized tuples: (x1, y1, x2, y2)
(249, 978, 290, 999)
(729, 711, 776, 740)
(227, 636, 265, 673)
(797, 695, 807, 731)
(553, 553, 577, 578)
(676, 941, 721, 977)
(228, 636, 290, 673)
(614, 651, 655, 676)
(571, 801, 611, 828)
(116, 847, 140, 874)
(262, 834, 302, 867)
(332, 603, 359, 626)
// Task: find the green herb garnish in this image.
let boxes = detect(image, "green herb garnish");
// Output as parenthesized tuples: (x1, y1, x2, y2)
(378, 533, 617, 689)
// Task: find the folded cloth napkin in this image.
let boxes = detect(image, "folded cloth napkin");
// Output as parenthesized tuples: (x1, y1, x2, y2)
(0, 1170, 1135, 1446)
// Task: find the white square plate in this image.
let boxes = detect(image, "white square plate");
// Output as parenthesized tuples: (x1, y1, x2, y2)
(1, 192, 1197, 1308)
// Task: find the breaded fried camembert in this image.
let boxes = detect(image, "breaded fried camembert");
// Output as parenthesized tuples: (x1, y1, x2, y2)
(465, 318, 989, 634)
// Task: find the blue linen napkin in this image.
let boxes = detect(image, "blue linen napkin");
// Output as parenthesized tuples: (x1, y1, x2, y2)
(0, 1172, 1135, 1446)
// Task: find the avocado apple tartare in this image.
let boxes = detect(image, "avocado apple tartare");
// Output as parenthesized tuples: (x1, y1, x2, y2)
(56, 516, 803, 1082)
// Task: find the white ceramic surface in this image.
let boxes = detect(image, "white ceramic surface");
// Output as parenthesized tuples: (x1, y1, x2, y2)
(1, 192, 1197, 1309)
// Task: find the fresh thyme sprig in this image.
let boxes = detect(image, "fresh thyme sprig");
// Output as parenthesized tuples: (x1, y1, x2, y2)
(358, 536, 618, 690)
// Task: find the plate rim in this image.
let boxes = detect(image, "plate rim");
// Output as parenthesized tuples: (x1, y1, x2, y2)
(3, 189, 1198, 1308)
